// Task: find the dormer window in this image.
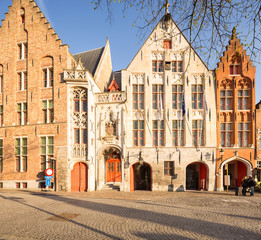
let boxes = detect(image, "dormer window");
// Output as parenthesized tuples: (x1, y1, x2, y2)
(163, 40, 172, 49)
(230, 53, 241, 75)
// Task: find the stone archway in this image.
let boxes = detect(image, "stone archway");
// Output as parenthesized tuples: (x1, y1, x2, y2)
(186, 162, 208, 190)
(130, 162, 152, 191)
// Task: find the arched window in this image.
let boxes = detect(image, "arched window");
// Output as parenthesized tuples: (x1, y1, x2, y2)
(20, 8, 25, 24)
(230, 53, 242, 75)
(237, 78, 251, 110)
(41, 56, 53, 88)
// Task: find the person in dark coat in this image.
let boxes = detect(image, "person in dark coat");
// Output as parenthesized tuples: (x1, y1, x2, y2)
(247, 176, 257, 196)
(241, 176, 248, 196)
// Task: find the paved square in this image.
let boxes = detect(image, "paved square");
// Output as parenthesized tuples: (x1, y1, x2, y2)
(0, 190, 260, 240)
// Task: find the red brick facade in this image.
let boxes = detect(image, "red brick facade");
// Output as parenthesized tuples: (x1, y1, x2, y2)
(215, 28, 256, 190)
(0, 0, 75, 190)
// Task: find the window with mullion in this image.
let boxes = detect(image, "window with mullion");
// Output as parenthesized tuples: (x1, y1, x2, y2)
(133, 84, 144, 110)
(74, 128, 87, 144)
(153, 120, 164, 146)
(230, 64, 241, 75)
(18, 43, 27, 60)
(43, 68, 53, 88)
(152, 60, 163, 72)
(191, 85, 203, 109)
(42, 100, 54, 123)
(192, 120, 204, 146)
(40, 136, 54, 171)
(171, 61, 183, 72)
(164, 161, 174, 176)
(172, 120, 184, 146)
(17, 103, 27, 125)
(0, 139, 3, 172)
(238, 89, 250, 110)
(152, 85, 164, 110)
(133, 120, 145, 146)
(238, 122, 250, 147)
(74, 94, 87, 112)
(220, 123, 233, 147)
(15, 138, 27, 172)
(172, 85, 183, 109)
(220, 89, 233, 110)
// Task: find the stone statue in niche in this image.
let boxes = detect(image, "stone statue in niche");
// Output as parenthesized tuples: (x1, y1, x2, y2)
(105, 112, 116, 136)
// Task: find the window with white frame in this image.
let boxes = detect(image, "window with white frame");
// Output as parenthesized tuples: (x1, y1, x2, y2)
(220, 122, 233, 147)
(42, 100, 54, 123)
(133, 120, 145, 146)
(172, 61, 183, 72)
(133, 84, 144, 110)
(238, 89, 250, 110)
(192, 120, 204, 146)
(152, 84, 164, 110)
(40, 136, 54, 171)
(43, 68, 53, 88)
(0, 139, 3, 172)
(238, 122, 250, 147)
(15, 138, 27, 172)
(172, 120, 184, 146)
(74, 128, 87, 144)
(18, 42, 27, 60)
(191, 85, 203, 109)
(220, 89, 233, 110)
(172, 85, 183, 109)
(18, 71, 27, 91)
(152, 60, 164, 72)
(152, 120, 164, 146)
(17, 103, 27, 125)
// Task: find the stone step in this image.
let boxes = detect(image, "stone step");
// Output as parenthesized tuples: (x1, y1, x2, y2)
(102, 183, 120, 191)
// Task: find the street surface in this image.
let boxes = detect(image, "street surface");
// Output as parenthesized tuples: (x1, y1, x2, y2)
(0, 190, 260, 240)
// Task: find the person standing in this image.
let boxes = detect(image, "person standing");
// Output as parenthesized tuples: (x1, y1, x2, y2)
(241, 176, 248, 196)
(247, 176, 257, 196)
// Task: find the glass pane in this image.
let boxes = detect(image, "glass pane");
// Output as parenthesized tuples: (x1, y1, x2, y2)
(47, 137, 53, 145)
(192, 121, 197, 129)
(139, 85, 144, 92)
(227, 123, 232, 131)
(159, 85, 164, 92)
(164, 169, 168, 175)
(133, 85, 138, 93)
(41, 146, 46, 154)
(238, 123, 242, 130)
(178, 85, 183, 92)
(244, 123, 249, 130)
(220, 90, 225, 97)
(48, 146, 53, 154)
(152, 121, 158, 129)
(15, 138, 20, 146)
(15, 147, 20, 155)
(22, 138, 27, 146)
(238, 90, 242, 96)
(133, 94, 138, 102)
(172, 120, 177, 129)
(82, 101, 87, 112)
(22, 147, 27, 155)
(49, 100, 53, 108)
(244, 90, 248, 96)
(172, 85, 177, 92)
(17, 103, 21, 111)
(74, 100, 79, 112)
(227, 90, 232, 97)
(160, 121, 164, 129)
(198, 85, 203, 92)
(133, 121, 138, 130)
(220, 123, 225, 131)
(42, 101, 47, 109)
(152, 85, 157, 92)
(139, 121, 144, 129)
(192, 85, 196, 92)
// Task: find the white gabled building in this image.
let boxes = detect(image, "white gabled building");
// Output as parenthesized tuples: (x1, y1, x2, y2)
(120, 14, 217, 191)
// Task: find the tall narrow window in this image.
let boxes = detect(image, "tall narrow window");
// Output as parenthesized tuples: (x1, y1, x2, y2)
(220, 89, 233, 110)
(43, 68, 53, 88)
(21, 8, 25, 24)
(152, 84, 164, 110)
(15, 138, 27, 172)
(0, 72, 3, 93)
(74, 128, 87, 144)
(238, 89, 250, 110)
(18, 71, 27, 91)
(163, 40, 172, 49)
(133, 120, 145, 146)
(192, 120, 204, 146)
(17, 43, 28, 60)
(0, 139, 3, 172)
(259, 133, 261, 150)
(0, 105, 3, 127)
(152, 60, 164, 72)
(220, 123, 233, 147)
(133, 84, 144, 110)
(40, 136, 54, 171)
(191, 85, 203, 109)
(238, 122, 250, 147)
(43, 100, 54, 123)
(172, 85, 183, 109)
(73, 90, 87, 112)
(172, 120, 184, 146)
(152, 120, 164, 146)
(17, 103, 27, 125)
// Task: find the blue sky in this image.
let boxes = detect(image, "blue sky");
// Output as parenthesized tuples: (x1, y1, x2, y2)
(0, 0, 260, 103)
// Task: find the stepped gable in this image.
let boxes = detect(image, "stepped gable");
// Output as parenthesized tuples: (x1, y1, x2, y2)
(73, 47, 105, 77)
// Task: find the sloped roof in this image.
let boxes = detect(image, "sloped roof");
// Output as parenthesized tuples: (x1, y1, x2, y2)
(73, 47, 104, 76)
(113, 71, 122, 91)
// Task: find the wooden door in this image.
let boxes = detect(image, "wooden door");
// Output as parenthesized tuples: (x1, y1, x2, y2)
(71, 162, 88, 192)
(106, 159, 121, 182)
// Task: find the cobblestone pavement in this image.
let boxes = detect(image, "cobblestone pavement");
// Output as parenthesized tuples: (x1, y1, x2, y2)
(0, 190, 260, 240)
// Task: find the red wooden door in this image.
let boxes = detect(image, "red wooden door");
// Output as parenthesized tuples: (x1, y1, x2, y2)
(106, 159, 121, 182)
(71, 162, 88, 192)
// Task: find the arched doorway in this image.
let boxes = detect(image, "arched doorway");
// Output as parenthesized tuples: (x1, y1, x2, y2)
(186, 162, 207, 190)
(71, 162, 88, 192)
(130, 162, 151, 191)
(222, 160, 247, 189)
(105, 149, 121, 183)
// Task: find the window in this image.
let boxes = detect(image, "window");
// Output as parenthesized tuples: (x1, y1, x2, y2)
(15, 138, 27, 172)
(40, 136, 54, 171)
(0, 73, 3, 93)
(172, 61, 183, 72)
(172, 85, 183, 109)
(191, 85, 203, 109)
(192, 120, 204, 146)
(74, 91, 87, 112)
(133, 120, 145, 146)
(220, 123, 233, 147)
(259, 133, 261, 150)
(152, 85, 164, 110)
(152, 120, 164, 146)
(74, 128, 87, 144)
(17, 103, 27, 125)
(238, 89, 250, 110)
(0, 139, 3, 172)
(230, 64, 241, 75)
(152, 60, 164, 72)
(163, 40, 172, 49)
(238, 122, 250, 147)
(172, 120, 184, 146)
(43, 68, 53, 88)
(133, 84, 144, 110)
(43, 100, 54, 123)
(220, 89, 233, 110)
(18, 43, 27, 60)
(257, 161, 261, 168)
(18, 71, 27, 91)
(0, 105, 3, 127)
(164, 161, 174, 176)
(20, 8, 25, 24)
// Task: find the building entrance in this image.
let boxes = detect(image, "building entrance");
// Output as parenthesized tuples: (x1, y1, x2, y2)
(131, 163, 151, 191)
(186, 162, 207, 190)
(104, 149, 121, 183)
(71, 162, 88, 192)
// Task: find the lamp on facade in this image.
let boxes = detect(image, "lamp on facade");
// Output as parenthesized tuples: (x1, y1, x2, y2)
(234, 150, 238, 156)
(220, 148, 224, 160)
(138, 149, 144, 165)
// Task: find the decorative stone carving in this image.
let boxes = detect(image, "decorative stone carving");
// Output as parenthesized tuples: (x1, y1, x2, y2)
(152, 73, 164, 81)
(133, 110, 145, 120)
(191, 74, 204, 84)
(172, 74, 183, 84)
(172, 110, 183, 119)
(96, 92, 126, 103)
(191, 110, 204, 119)
(72, 144, 87, 158)
(171, 52, 183, 60)
(152, 109, 165, 120)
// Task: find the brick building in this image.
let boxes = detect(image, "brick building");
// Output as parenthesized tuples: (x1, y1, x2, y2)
(215, 28, 256, 191)
(255, 101, 261, 183)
